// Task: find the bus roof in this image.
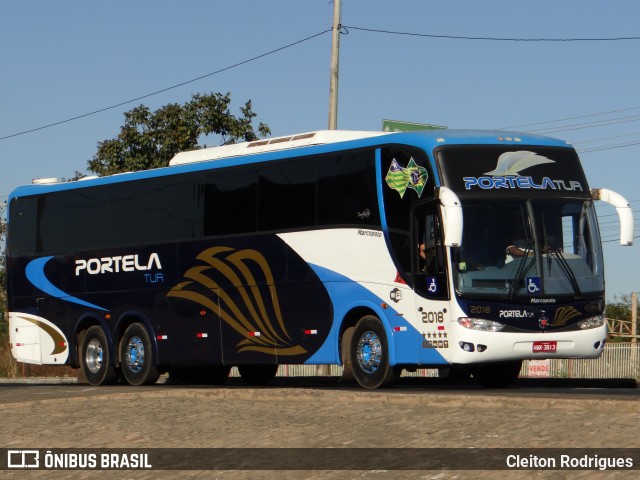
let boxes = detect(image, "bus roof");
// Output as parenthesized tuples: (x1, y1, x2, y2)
(169, 130, 388, 165)
(10, 129, 573, 200)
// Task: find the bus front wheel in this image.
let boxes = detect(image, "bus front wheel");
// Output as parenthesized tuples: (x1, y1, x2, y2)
(119, 323, 160, 386)
(349, 316, 397, 389)
(80, 325, 118, 386)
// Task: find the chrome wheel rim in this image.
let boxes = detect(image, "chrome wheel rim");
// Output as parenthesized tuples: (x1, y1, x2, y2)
(356, 331, 381, 373)
(125, 336, 145, 373)
(85, 338, 104, 374)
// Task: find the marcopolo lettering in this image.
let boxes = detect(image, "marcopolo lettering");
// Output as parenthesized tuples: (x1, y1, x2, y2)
(463, 176, 583, 191)
(357, 229, 382, 237)
(75, 253, 162, 276)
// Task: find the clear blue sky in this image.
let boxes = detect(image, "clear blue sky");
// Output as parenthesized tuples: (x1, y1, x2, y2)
(1, 0, 638, 299)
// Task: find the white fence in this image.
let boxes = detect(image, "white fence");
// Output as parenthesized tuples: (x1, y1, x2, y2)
(230, 343, 640, 380)
(521, 343, 640, 379)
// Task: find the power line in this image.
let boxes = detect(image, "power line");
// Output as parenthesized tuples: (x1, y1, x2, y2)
(343, 25, 640, 42)
(0, 29, 332, 142)
(572, 131, 640, 145)
(527, 114, 640, 134)
(499, 107, 640, 130)
(578, 141, 640, 153)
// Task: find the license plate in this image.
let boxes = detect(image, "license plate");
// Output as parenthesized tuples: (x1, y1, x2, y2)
(533, 341, 557, 353)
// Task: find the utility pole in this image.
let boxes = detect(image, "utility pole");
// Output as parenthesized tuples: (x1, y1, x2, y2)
(322, 1, 341, 375)
(328, 0, 341, 130)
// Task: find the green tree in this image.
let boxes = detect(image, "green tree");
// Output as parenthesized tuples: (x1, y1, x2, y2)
(605, 294, 633, 321)
(605, 294, 639, 342)
(88, 92, 270, 175)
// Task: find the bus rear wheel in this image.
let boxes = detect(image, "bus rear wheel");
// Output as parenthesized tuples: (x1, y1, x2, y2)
(471, 360, 522, 388)
(349, 315, 397, 389)
(238, 365, 278, 386)
(80, 325, 118, 386)
(119, 323, 160, 386)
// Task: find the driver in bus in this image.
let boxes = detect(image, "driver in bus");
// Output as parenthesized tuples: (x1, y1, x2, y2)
(504, 223, 533, 264)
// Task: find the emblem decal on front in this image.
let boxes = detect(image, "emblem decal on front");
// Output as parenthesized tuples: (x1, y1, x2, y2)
(539, 311, 549, 330)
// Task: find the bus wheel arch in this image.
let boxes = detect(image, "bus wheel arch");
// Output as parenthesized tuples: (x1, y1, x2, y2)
(338, 306, 381, 365)
(338, 307, 376, 384)
(342, 312, 397, 389)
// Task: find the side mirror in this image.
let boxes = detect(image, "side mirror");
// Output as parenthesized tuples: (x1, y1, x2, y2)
(591, 188, 634, 246)
(437, 186, 463, 247)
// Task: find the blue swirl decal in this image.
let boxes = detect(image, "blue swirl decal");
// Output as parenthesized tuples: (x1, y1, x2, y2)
(25, 256, 108, 312)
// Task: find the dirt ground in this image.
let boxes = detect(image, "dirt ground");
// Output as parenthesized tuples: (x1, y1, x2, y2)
(0, 380, 638, 480)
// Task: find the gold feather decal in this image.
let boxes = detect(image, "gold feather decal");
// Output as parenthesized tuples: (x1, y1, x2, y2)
(553, 306, 581, 326)
(168, 247, 306, 356)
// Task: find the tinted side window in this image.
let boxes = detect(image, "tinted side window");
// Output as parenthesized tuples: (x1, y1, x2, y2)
(37, 189, 107, 254)
(317, 151, 380, 227)
(107, 180, 155, 247)
(258, 158, 316, 231)
(7, 196, 38, 256)
(152, 176, 204, 242)
(203, 168, 257, 236)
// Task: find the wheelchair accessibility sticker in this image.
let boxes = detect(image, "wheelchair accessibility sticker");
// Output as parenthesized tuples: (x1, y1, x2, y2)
(426, 277, 438, 295)
(526, 277, 541, 294)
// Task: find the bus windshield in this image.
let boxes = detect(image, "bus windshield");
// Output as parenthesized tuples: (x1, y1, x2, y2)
(453, 199, 604, 298)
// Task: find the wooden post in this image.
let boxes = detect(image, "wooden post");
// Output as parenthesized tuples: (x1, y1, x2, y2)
(327, 0, 341, 130)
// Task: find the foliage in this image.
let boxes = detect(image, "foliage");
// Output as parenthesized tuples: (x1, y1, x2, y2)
(605, 294, 634, 321)
(87, 92, 270, 176)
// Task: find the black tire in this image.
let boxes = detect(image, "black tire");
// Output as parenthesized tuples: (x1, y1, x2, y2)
(471, 360, 522, 388)
(80, 325, 118, 386)
(349, 315, 397, 389)
(119, 323, 160, 386)
(238, 364, 278, 386)
(167, 365, 231, 385)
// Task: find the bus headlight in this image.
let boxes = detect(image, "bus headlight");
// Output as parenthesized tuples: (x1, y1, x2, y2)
(578, 314, 606, 330)
(457, 317, 505, 332)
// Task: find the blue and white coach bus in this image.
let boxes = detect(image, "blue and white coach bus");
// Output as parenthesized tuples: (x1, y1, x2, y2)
(6, 130, 634, 388)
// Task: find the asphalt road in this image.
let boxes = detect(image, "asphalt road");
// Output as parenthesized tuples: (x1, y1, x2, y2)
(0, 375, 638, 405)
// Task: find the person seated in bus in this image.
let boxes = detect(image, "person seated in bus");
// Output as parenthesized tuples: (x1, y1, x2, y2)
(419, 242, 437, 274)
(504, 224, 533, 264)
(505, 241, 533, 263)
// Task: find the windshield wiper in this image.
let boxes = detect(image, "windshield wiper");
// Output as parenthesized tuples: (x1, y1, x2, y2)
(506, 241, 535, 300)
(547, 247, 582, 296)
